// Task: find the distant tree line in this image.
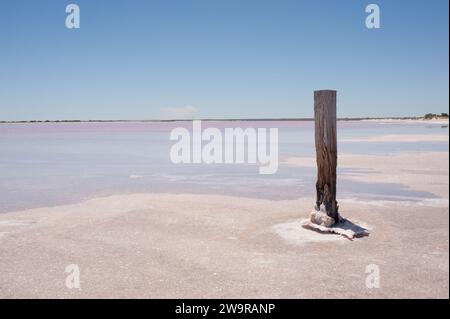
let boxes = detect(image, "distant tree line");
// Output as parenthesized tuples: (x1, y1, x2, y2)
(424, 113, 449, 119)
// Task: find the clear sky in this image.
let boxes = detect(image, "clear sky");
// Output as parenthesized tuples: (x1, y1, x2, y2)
(0, 0, 448, 120)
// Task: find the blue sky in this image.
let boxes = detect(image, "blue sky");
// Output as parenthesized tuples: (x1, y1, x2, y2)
(0, 0, 448, 120)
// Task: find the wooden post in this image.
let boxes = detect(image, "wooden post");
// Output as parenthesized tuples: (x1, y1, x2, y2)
(313, 90, 339, 224)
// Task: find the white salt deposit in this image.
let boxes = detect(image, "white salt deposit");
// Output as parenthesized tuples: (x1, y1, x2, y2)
(272, 219, 347, 245)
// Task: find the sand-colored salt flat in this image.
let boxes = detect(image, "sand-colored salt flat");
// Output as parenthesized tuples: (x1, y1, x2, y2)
(0, 192, 448, 299)
(341, 134, 448, 143)
(360, 119, 449, 125)
(283, 152, 449, 198)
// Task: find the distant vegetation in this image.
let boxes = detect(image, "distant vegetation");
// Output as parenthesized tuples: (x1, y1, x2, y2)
(424, 113, 449, 120)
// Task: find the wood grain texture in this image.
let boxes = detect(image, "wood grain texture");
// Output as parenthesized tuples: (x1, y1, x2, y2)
(314, 90, 339, 222)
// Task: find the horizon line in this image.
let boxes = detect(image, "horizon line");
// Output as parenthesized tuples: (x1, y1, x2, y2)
(1, 115, 449, 124)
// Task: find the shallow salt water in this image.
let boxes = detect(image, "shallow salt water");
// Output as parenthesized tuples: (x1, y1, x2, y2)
(0, 120, 448, 213)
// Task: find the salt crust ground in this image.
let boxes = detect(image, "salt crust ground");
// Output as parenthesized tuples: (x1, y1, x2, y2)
(0, 150, 448, 298)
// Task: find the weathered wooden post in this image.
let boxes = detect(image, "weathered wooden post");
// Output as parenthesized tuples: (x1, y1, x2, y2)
(311, 90, 339, 226)
(302, 90, 370, 238)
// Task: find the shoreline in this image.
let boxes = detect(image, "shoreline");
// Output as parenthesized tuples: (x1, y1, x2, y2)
(282, 151, 449, 198)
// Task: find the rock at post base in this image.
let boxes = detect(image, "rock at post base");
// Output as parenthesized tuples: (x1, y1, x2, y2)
(310, 209, 335, 227)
